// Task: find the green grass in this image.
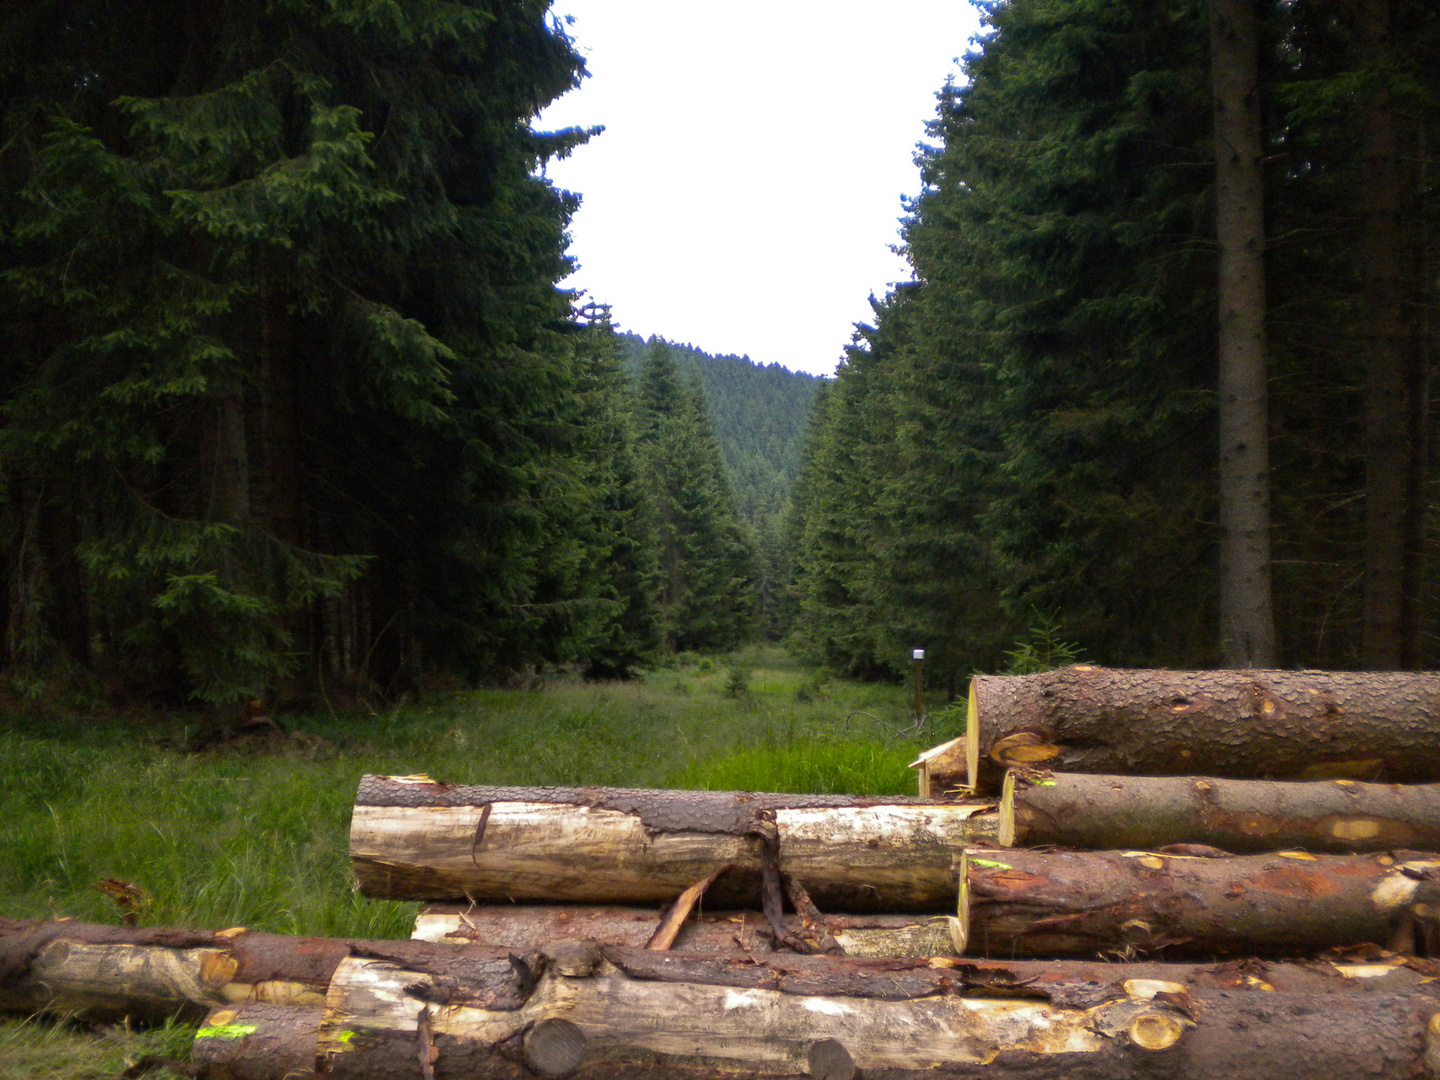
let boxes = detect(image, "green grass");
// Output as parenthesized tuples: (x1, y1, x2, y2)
(0, 1014, 193, 1080)
(0, 645, 959, 1073)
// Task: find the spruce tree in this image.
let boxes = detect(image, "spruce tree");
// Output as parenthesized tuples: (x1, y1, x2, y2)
(633, 340, 755, 653)
(0, 0, 604, 703)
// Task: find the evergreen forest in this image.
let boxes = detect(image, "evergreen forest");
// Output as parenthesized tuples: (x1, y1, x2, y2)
(788, 0, 1440, 688)
(2, 0, 1438, 715)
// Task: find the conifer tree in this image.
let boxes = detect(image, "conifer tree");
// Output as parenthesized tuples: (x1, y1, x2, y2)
(633, 340, 755, 653)
(0, 0, 603, 703)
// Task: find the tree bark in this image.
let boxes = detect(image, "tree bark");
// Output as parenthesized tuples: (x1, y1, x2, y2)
(959, 846, 1440, 959)
(1360, 0, 1409, 669)
(316, 944, 1440, 1080)
(0, 918, 512, 1022)
(964, 665, 1440, 792)
(350, 776, 997, 910)
(1003, 770, 1440, 854)
(1212, 0, 1277, 669)
(191, 1002, 321, 1080)
(413, 904, 962, 960)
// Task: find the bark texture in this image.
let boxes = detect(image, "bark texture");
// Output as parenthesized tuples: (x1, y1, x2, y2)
(1212, 0, 1277, 668)
(1006, 771, 1440, 854)
(191, 1002, 321, 1080)
(316, 945, 1440, 1080)
(966, 665, 1440, 792)
(961, 846, 1440, 959)
(351, 775, 996, 909)
(0, 918, 512, 1021)
(413, 905, 961, 960)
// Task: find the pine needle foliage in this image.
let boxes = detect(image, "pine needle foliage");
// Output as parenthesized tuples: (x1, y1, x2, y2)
(0, 0, 624, 704)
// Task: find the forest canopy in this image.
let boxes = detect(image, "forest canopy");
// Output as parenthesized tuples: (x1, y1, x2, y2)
(786, 0, 1440, 687)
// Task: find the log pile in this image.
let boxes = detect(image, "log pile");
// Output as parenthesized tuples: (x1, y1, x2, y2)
(7, 664, 1440, 1077)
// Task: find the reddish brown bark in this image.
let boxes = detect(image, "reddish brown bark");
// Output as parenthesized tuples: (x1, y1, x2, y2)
(967, 665, 1440, 792)
(317, 943, 1440, 1080)
(962, 846, 1440, 959)
(191, 1002, 321, 1080)
(1006, 771, 1440, 854)
(1212, 0, 1276, 669)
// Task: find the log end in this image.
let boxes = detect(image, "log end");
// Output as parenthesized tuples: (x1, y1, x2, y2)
(1127, 1010, 1186, 1051)
(524, 1018, 588, 1078)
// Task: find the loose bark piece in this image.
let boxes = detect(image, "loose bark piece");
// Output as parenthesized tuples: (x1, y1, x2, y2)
(351, 775, 996, 910)
(191, 1003, 320, 1080)
(415, 904, 957, 959)
(962, 846, 1440, 958)
(965, 666, 1440, 792)
(1005, 771, 1440, 853)
(646, 869, 725, 950)
(315, 948, 1440, 1079)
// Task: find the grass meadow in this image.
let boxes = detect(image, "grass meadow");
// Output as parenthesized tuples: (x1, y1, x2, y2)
(0, 645, 962, 1078)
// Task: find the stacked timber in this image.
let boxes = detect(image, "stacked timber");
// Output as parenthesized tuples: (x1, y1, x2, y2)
(8, 665, 1440, 1077)
(9, 916, 1440, 1078)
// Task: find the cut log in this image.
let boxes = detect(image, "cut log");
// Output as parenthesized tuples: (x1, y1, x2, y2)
(413, 904, 961, 959)
(1003, 770, 1440, 853)
(963, 666, 1440, 792)
(315, 942, 1440, 1079)
(0, 917, 515, 1022)
(191, 1002, 321, 1080)
(959, 846, 1440, 958)
(350, 775, 997, 910)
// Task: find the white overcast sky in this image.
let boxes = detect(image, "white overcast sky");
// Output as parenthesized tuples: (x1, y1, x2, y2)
(535, 1, 983, 377)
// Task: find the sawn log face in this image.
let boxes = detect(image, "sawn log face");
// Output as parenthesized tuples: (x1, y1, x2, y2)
(969, 666, 1440, 792)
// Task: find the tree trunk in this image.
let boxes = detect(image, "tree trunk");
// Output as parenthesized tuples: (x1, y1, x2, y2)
(958, 846, 1440, 959)
(191, 1002, 321, 1080)
(413, 904, 963, 960)
(964, 665, 1440, 792)
(350, 775, 997, 910)
(1360, 0, 1409, 669)
(1212, 0, 1277, 669)
(316, 944, 1440, 1080)
(0, 918, 510, 1022)
(1003, 770, 1440, 854)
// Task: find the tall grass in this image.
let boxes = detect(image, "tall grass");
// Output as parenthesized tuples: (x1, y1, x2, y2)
(0, 643, 950, 936)
(0, 644, 961, 1073)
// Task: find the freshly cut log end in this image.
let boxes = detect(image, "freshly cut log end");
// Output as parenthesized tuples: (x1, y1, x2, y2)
(524, 1018, 588, 1077)
(1127, 1010, 1186, 1051)
(965, 666, 1440, 793)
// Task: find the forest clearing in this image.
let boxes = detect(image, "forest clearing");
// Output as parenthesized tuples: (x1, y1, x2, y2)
(0, 647, 937, 1078)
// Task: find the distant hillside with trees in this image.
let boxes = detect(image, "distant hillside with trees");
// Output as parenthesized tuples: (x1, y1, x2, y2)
(617, 334, 823, 524)
(617, 333, 823, 638)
